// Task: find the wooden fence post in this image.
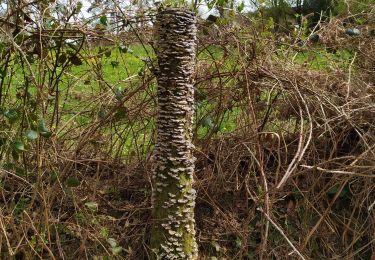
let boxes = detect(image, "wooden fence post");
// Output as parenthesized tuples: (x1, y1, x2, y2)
(151, 8, 198, 260)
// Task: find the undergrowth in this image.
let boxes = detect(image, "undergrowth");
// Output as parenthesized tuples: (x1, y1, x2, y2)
(0, 4, 374, 260)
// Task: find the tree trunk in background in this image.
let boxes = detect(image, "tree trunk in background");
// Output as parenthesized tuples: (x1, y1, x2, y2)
(151, 8, 198, 260)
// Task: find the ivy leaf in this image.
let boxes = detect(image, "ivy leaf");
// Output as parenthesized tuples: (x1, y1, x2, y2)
(40, 131, 52, 138)
(37, 119, 52, 138)
(37, 119, 49, 132)
(100, 15, 108, 26)
(65, 177, 80, 188)
(25, 129, 38, 140)
(114, 88, 124, 101)
(13, 141, 26, 152)
(4, 108, 19, 123)
(327, 183, 350, 198)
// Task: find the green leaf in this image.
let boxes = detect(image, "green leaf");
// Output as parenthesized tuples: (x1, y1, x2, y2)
(107, 238, 118, 248)
(15, 167, 25, 177)
(4, 108, 19, 123)
(206, 1, 214, 9)
(75, 1, 83, 13)
(84, 201, 98, 212)
(100, 15, 108, 26)
(114, 88, 124, 101)
(217, 0, 225, 7)
(327, 184, 339, 195)
(100, 227, 109, 239)
(69, 55, 83, 66)
(57, 53, 67, 65)
(40, 131, 52, 138)
(114, 107, 127, 121)
(65, 177, 80, 188)
(11, 149, 19, 160)
(237, 1, 245, 13)
(25, 129, 38, 140)
(327, 183, 350, 198)
(13, 141, 26, 152)
(0, 41, 5, 53)
(0, 68, 5, 78)
(37, 119, 52, 138)
(119, 44, 133, 54)
(111, 246, 123, 255)
(104, 49, 111, 58)
(137, 68, 144, 76)
(98, 108, 106, 119)
(201, 116, 214, 128)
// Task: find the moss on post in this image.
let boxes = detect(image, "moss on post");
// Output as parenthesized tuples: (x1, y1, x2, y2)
(151, 8, 198, 260)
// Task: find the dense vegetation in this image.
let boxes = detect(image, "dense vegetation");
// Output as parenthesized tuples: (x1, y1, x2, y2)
(0, 0, 374, 259)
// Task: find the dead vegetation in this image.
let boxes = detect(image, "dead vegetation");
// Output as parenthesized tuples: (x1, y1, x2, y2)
(0, 12, 374, 260)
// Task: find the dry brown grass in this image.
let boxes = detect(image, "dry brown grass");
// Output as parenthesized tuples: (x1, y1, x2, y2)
(0, 13, 374, 260)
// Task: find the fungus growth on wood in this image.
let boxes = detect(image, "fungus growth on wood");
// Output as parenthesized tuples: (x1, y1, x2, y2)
(150, 8, 198, 260)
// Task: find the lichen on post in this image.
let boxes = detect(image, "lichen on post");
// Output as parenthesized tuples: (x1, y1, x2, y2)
(150, 8, 198, 260)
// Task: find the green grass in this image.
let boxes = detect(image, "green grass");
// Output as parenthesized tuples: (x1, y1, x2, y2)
(291, 47, 353, 70)
(2, 42, 353, 158)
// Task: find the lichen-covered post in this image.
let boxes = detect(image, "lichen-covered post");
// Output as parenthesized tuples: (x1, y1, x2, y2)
(150, 8, 198, 260)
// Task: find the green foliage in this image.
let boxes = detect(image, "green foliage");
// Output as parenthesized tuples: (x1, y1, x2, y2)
(65, 177, 80, 188)
(13, 196, 30, 221)
(100, 15, 108, 26)
(37, 119, 52, 138)
(107, 238, 123, 255)
(327, 183, 350, 198)
(12, 141, 26, 152)
(1, 2, 373, 258)
(75, 1, 83, 13)
(332, 0, 375, 15)
(25, 129, 38, 141)
(4, 108, 19, 123)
